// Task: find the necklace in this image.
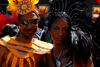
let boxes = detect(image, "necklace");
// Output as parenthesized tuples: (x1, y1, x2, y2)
(52, 45, 66, 67)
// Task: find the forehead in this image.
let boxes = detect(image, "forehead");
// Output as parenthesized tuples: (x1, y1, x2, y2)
(19, 12, 38, 20)
(52, 18, 69, 27)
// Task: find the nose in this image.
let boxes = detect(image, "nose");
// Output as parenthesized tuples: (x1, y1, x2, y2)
(58, 30, 63, 36)
(27, 23, 33, 29)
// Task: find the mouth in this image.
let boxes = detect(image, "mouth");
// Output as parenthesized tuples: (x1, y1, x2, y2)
(25, 30, 35, 33)
(27, 31, 33, 33)
(56, 38, 63, 41)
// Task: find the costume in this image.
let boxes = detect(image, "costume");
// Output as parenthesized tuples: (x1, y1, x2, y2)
(0, 0, 53, 67)
(0, 35, 53, 67)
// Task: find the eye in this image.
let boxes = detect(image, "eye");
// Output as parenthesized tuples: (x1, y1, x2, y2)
(34, 19, 38, 23)
(31, 19, 38, 24)
(62, 28, 68, 33)
(53, 27, 59, 32)
(21, 20, 29, 25)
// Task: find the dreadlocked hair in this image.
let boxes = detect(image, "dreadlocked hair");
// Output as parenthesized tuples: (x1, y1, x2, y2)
(47, 0, 95, 66)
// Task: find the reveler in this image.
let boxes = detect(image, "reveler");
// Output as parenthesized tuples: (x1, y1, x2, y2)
(39, 0, 95, 67)
(0, 0, 53, 67)
(40, 12, 94, 67)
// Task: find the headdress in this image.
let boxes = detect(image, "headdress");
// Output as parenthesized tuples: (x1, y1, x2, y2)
(47, 0, 96, 65)
(7, 0, 39, 15)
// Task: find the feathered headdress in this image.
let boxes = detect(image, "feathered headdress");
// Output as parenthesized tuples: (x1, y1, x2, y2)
(7, 0, 39, 15)
(47, 0, 96, 65)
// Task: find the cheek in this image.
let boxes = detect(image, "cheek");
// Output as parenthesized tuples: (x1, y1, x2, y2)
(64, 33, 68, 36)
(33, 24, 38, 28)
(33, 25, 38, 31)
(20, 26, 26, 31)
(50, 30, 56, 40)
(63, 33, 69, 40)
(50, 34, 56, 43)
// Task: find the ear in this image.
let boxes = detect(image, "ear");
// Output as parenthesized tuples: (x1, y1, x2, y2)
(16, 19, 20, 26)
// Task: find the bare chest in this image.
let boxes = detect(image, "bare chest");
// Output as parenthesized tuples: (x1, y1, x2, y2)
(2, 51, 35, 67)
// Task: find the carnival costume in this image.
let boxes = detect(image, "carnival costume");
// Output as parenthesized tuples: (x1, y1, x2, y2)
(46, 0, 97, 67)
(0, 0, 53, 67)
(0, 35, 53, 67)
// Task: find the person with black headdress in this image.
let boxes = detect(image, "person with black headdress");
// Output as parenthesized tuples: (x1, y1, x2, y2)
(39, 11, 94, 67)
(39, 0, 95, 67)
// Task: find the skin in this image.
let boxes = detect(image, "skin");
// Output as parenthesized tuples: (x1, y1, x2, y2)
(40, 18, 94, 67)
(0, 12, 42, 67)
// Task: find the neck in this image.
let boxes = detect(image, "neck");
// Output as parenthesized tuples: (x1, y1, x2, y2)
(53, 43, 71, 54)
(53, 43, 65, 53)
(15, 34, 33, 43)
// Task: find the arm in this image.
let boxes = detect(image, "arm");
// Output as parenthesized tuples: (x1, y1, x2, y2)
(83, 53, 94, 67)
(0, 45, 8, 66)
(73, 53, 94, 67)
(39, 54, 47, 67)
(34, 54, 43, 67)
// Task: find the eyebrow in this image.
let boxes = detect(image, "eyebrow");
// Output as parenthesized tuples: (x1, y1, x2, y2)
(52, 25, 59, 28)
(53, 25, 68, 28)
(63, 27, 68, 29)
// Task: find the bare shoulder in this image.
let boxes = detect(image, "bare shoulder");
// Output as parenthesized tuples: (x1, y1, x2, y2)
(0, 44, 8, 49)
(85, 53, 94, 67)
(81, 53, 94, 67)
(73, 53, 94, 67)
(0, 45, 9, 57)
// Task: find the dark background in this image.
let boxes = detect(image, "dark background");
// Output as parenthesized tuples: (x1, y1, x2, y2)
(0, 0, 99, 18)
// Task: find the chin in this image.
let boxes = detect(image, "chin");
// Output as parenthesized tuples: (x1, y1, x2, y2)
(55, 42, 64, 45)
(24, 34, 33, 39)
